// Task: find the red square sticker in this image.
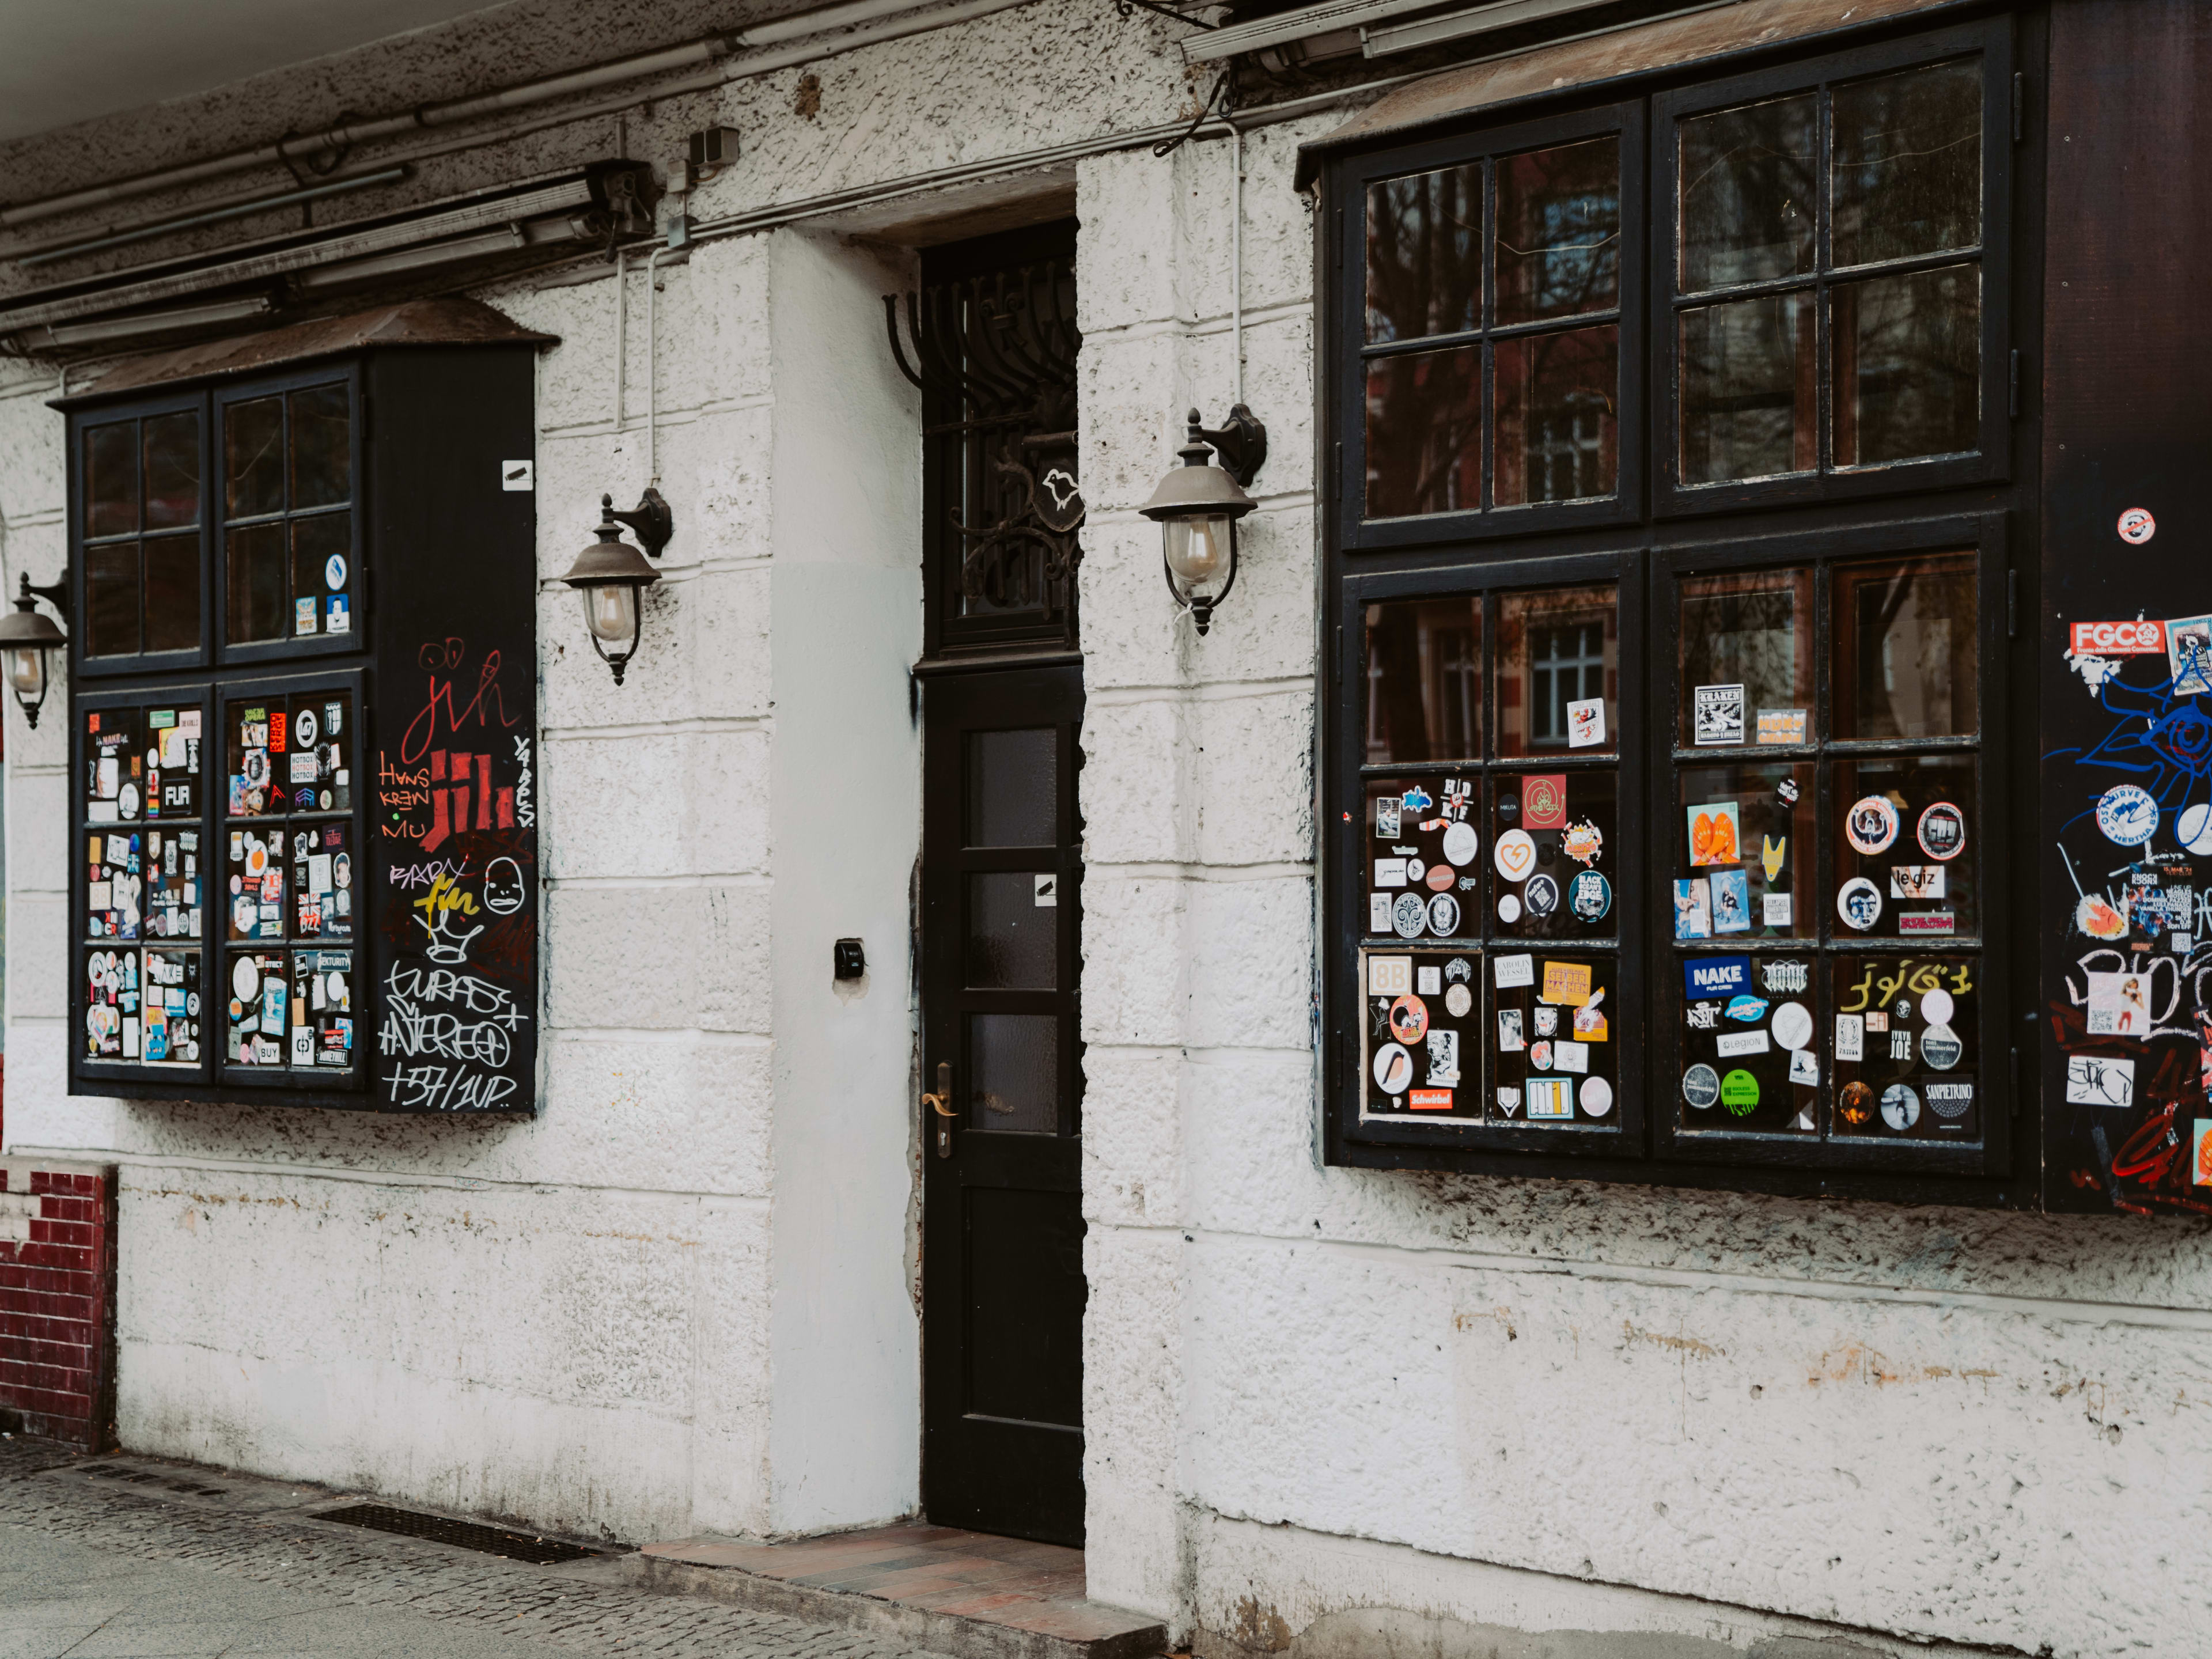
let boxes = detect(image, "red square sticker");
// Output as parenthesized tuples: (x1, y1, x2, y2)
(270, 711, 287, 752)
(1409, 1088, 1454, 1111)
(1521, 774, 1569, 830)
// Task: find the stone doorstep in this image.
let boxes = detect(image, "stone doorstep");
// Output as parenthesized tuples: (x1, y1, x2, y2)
(627, 1523, 1169, 1659)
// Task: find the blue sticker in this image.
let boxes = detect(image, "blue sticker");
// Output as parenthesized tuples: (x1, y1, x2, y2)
(1683, 954, 1752, 999)
(1724, 994, 1770, 1023)
(1401, 786, 1433, 812)
(1569, 869, 1611, 922)
(1710, 867, 1751, 934)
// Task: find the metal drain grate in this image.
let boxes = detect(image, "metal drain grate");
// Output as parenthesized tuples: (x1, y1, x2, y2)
(315, 1502, 601, 1564)
(81, 1463, 228, 1497)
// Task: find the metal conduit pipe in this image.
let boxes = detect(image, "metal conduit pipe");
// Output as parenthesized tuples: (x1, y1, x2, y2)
(0, 0, 995, 232)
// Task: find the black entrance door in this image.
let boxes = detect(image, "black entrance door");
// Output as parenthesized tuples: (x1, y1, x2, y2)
(919, 664, 1085, 1543)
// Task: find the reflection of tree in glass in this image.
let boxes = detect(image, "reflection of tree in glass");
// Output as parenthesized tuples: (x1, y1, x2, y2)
(1365, 166, 1480, 343)
(1681, 578, 1804, 720)
(1497, 138, 1620, 321)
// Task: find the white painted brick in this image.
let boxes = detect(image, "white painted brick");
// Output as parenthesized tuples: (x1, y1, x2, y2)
(1185, 876, 1312, 1052)
(1081, 876, 1189, 1050)
(1194, 688, 1314, 868)
(1082, 697, 1195, 866)
(540, 726, 768, 880)
(544, 882, 770, 1035)
(1081, 1046, 1183, 1228)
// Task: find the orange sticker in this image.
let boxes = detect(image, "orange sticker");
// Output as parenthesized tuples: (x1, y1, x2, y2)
(1409, 1088, 1454, 1111)
(1539, 961, 1592, 1006)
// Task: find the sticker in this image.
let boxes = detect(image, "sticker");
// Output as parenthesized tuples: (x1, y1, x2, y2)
(1897, 912, 1955, 935)
(1034, 873, 1058, 907)
(324, 552, 348, 592)
(1445, 983, 1472, 1018)
(1838, 1081, 1874, 1126)
(1926, 1081, 1973, 1120)
(1418, 965, 1441, 995)
(1755, 709, 1807, 745)
(1716, 1029, 1770, 1057)
(1916, 802, 1965, 861)
(1376, 799, 1402, 839)
(1673, 880, 1713, 940)
(1566, 698, 1605, 748)
(2076, 893, 2127, 938)
(1724, 994, 1770, 1024)
(1693, 683, 1745, 746)
(2085, 971, 2147, 1036)
(1367, 956, 1412, 997)
(1425, 863, 1456, 892)
(1837, 877, 1883, 931)
(1683, 955, 1751, 999)
(1369, 892, 1393, 933)
(2196, 1121, 2212, 1186)
(294, 710, 319, 750)
(1401, 786, 1433, 812)
(1687, 801, 1740, 867)
(1494, 953, 1535, 988)
(1890, 866, 1945, 900)
(2065, 1054, 2135, 1108)
(1497, 1009, 1525, 1051)
(1760, 836, 1786, 882)
(1920, 1024, 1963, 1069)
(1532, 1006, 1558, 1037)
(1389, 995, 1429, 1044)
(1835, 1013, 1865, 1061)
(2070, 619, 2165, 656)
(2117, 506, 2157, 544)
(1523, 874, 1559, 918)
(232, 956, 258, 1002)
(2171, 616, 2212, 696)
(1554, 1040, 1589, 1074)
(1441, 820, 1479, 866)
(1561, 819, 1603, 866)
(1579, 1077, 1613, 1118)
(1526, 1078, 1574, 1119)
(1864, 1010, 1889, 1034)
(1497, 894, 1522, 923)
(1568, 871, 1611, 922)
(1406, 859, 1427, 885)
(1921, 987, 1955, 1026)
(1710, 868, 1751, 934)
(1494, 830, 1537, 882)
(1571, 995, 1608, 1041)
(1763, 893, 1793, 926)
(1683, 1063, 1721, 1108)
(2096, 785, 2159, 847)
(1718, 1069, 1760, 1113)
(1427, 894, 1461, 935)
(1522, 776, 1569, 830)
(1373, 1043, 1414, 1094)
(1763, 961, 1808, 994)
(503, 459, 536, 491)
(1392, 892, 1429, 938)
(1540, 961, 1592, 1006)
(1408, 1088, 1454, 1111)
(1374, 858, 1408, 888)
(1776, 777, 1801, 805)
(1771, 1001, 1813, 1051)
(1880, 1084, 1921, 1131)
(1787, 1049, 1819, 1086)
(1496, 1088, 1522, 1115)
(1845, 795, 1900, 856)
(296, 597, 320, 635)
(1529, 1040, 1554, 1070)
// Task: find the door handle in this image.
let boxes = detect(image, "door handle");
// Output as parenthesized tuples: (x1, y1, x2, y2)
(923, 1061, 955, 1158)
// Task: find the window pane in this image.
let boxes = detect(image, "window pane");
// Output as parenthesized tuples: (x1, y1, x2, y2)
(1491, 951, 1620, 1126)
(290, 821, 353, 939)
(227, 522, 287, 642)
(967, 728, 1056, 847)
(1365, 165, 1481, 344)
(143, 535, 199, 653)
(1831, 954, 1980, 1139)
(86, 949, 136, 1059)
(137, 411, 200, 531)
(1491, 770, 1616, 942)
(290, 513, 351, 638)
(85, 707, 141, 825)
(1673, 762, 1816, 942)
(1359, 945, 1484, 1122)
(1833, 755, 1978, 941)
(227, 825, 287, 941)
(1833, 266, 1980, 468)
(1364, 599, 1482, 763)
(85, 543, 141, 658)
(287, 690, 353, 813)
(289, 384, 350, 509)
(1496, 584, 1615, 758)
(225, 699, 281, 819)
(225, 396, 285, 518)
(143, 820, 202, 942)
(1832, 554, 1978, 738)
(1676, 949, 1820, 1135)
(1677, 569, 1813, 749)
(1495, 137, 1620, 324)
(1680, 293, 1815, 483)
(1832, 59, 1982, 268)
(1679, 93, 1816, 291)
(1362, 775, 1479, 942)
(88, 827, 141, 940)
(139, 947, 202, 1065)
(966, 872, 1058, 988)
(968, 1012, 1058, 1134)
(144, 703, 203, 824)
(226, 949, 289, 1066)
(293, 949, 357, 1068)
(1365, 345, 1480, 517)
(1494, 325, 1618, 506)
(84, 422, 138, 538)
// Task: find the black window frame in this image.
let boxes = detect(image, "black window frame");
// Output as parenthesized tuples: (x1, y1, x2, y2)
(1338, 99, 1648, 551)
(69, 387, 214, 680)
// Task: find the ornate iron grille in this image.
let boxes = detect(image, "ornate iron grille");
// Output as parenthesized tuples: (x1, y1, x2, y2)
(888, 235, 1082, 655)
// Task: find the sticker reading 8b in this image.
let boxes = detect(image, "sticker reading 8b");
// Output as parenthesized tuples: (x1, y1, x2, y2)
(1830, 955, 1978, 1138)
(1490, 952, 1619, 1127)
(1360, 947, 1482, 1122)
(1365, 775, 1479, 941)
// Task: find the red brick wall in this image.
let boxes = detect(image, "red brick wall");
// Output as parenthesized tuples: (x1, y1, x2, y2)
(0, 1159, 118, 1448)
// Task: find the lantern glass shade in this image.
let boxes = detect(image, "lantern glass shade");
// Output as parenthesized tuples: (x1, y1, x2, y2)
(584, 582, 639, 646)
(1162, 513, 1234, 590)
(5, 643, 44, 701)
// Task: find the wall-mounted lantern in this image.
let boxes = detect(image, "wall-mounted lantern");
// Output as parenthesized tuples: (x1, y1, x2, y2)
(0, 573, 68, 728)
(561, 490, 672, 685)
(1140, 406, 1265, 636)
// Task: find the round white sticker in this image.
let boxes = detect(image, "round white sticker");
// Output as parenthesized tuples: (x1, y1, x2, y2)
(1579, 1077, 1614, 1118)
(1372, 1042, 1413, 1094)
(1921, 987, 1955, 1026)
(2181, 803, 2212, 856)
(1881, 1083, 1921, 1131)
(232, 956, 259, 1002)
(326, 552, 349, 590)
(294, 710, 319, 748)
(1497, 893, 1522, 923)
(1493, 828, 1537, 882)
(1441, 821, 1480, 867)
(2118, 507, 2156, 544)
(1770, 1000, 1814, 1052)
(2096, 784, 2159, 847)
(1920, 1024, 1963, 1070)
(1444, 983, 1472, 1018)
(1837, 876, 1883, 931)
(1844, 794, 1899, 856)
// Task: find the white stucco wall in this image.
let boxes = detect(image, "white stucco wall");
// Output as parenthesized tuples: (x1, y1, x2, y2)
(3, 3, 2211, 1656)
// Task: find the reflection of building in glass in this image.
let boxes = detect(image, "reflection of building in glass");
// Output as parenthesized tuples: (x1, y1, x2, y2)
(1497, 589, 1618, 755)
(1529, 620, 1607, 746)
(1364, 599, 1479, 762)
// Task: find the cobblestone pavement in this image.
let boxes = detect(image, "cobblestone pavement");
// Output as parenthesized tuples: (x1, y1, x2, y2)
(0, 1435, 948, 1658)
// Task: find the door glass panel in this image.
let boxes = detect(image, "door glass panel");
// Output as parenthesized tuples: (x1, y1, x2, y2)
(136, 947, 202, 1065)
(1488, 952, 1620, 1126)
(84, 422, 138, 539)
(227, 523, 287, 643)
(966, 872, 1058, 988)
(225, 396, 285, 518)
(1832, 267, 1980, 468)
(1831, 60, 1982, 268)
(84, 544, 141, 658)
(1495, 137, 1620, 324)
(226, 949, 290, 1066)
(1366, 165, 1482, 344)
(289, 384, 351, 509)
(1678, 569, 1813, 748)
(1359, 945, 1484, 1122)
(143, 535, 200, 653)
(1676, 948, 1820, 1135)
(1493, 325, 1618, 506)
(1363, 775, 1480, 942)
(1832, 554, 1979, 738)
(1495, 584, 1616, 757)
(968, 1012, 1058, 1134)
(967, 728, 1056, 846)
(1679, 93, 1817, 291)
(1364, 597, 1482, 763)
(1679, 293, 1815, 483)
(1490, 770, 1617, 941)
(1365, 346, 1481, 518)
(292, 949, 358, 1069)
